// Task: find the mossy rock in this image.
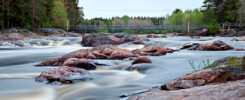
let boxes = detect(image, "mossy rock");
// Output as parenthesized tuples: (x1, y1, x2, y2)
(226, 57, 242, 66)
(211, 57, 242, 68)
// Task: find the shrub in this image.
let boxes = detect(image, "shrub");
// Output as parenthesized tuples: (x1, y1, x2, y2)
(96, 30, 109, 33)
(206, 24, 220, 36)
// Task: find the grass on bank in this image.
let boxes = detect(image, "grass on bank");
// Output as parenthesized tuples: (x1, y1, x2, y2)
(187, 58, 213, 75)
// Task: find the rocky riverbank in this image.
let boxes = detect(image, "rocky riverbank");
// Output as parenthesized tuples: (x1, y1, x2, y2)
(127, 56, 245, 100)
(0, 28, 81, 41)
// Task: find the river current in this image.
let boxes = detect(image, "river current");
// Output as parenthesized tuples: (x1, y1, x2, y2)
(0, 36, 245, 100)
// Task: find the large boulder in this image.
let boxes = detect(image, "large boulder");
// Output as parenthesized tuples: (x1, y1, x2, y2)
(184, 41, 233, 51)
(35, 66, 91, 84)
(132, 56, 152, 65)
(197, 41, 233, 51)
(161, 57, 245, 91)
(132, 42, 172, 56)
(63, 58, 96, 70)
(81, 33, 147, 47)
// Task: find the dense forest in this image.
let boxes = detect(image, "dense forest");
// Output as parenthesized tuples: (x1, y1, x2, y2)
(80, 0, 244, 33)
(0, 0, 83, 29)
(0, 0, 244, 34)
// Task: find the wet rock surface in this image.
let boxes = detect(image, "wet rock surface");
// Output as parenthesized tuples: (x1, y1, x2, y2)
(128, 79, 245, 100)
(81, 33, 148, 47)
(132, 42, 173, 56)
(63, 58, 97, 70)
(161, 57, 245, 91)
(127, 56, 245, 100)
(36, 66, 91, 84)
(146, 34, 160, 38)
(181, 41, 234, 51)
(132, 56, 152, 65)
(196, 41, 233, 51)
(36, 58, 62, 66)
(36, 45, 136, 66)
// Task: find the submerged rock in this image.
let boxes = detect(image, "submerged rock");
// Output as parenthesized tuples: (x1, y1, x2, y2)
(36, 66, 91, 84)
(63, 58, 97, 70)
(128, 79, 245, 100)
(161, 57, 245, 91)
(81, 33, 147, 47)
(132, 56, 152, 65)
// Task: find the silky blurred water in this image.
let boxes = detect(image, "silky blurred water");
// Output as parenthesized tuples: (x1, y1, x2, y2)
(1, 36, 245, 100)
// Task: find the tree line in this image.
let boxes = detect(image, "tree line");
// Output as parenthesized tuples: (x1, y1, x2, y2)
(0, 0, 244, 34)
(0, 0, 83, 30)
(80, 0, 244, 34)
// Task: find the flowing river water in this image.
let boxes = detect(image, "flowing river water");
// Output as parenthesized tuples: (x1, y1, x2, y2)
(1, 36, 245, 100)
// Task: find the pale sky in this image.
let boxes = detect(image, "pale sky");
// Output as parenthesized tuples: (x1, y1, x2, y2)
(79, 0, 204, 19)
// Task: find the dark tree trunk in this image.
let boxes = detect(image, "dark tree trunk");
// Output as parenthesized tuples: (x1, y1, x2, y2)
(32, 0, 35, 29)
(2, 0, 4, 30)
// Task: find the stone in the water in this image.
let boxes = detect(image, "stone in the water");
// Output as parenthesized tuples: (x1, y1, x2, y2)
(109, 49, 136, 60)
(188, 41, 233, 51)
(81, 33, 147, 47)
(133, 42, 168, 56)
(132, 56, 152, 65)
(146, 34, 160, 38)
(161, 57, 245, 91)
(36, 66, 91, 84)
(63, 58, 97, 70)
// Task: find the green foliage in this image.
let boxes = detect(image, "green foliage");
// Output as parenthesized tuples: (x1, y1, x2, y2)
(52, 1, 67, 28)
(34, 30, 45, 36)
(207, 24, 221, 35)
(188, 9, 204, 25)
(122, 15, 130, 26)
(159, 30, 166, 34)
(169, 12, 185, 25)
(203, 8, 220, 35)
(24, 23, 32, 28)
(0, 0, 82, 29)
(124, 30, 134, 34)
(188, 58, 212, 72)
(96, 30, 109, 33)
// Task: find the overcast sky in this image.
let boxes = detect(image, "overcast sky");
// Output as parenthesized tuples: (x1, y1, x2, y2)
(79, 0, 204, 19)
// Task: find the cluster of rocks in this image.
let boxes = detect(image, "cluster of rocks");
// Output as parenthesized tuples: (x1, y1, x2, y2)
(35, 43, 169, 84)
(180, 41, 234, 51)
(81, 33, 148, 47)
